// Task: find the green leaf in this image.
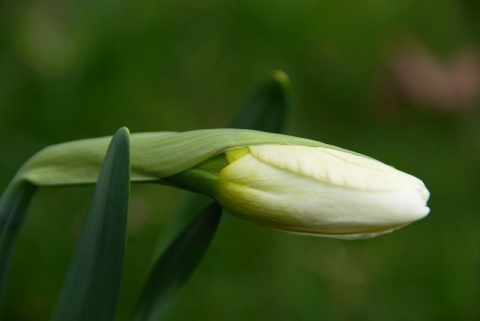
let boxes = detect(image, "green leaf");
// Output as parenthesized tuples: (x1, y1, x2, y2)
(50, 127, 131, 321)
(0, 181, 36, 307)
(159, 69, 293, 236)
(131, 70, 293, 320)
(131, 201, 222, 321)
(230, 70, 291, 133)
(160, 69, 293, 238)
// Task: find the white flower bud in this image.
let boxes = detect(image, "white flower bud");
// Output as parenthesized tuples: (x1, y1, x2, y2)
(216, 145, 430, 239)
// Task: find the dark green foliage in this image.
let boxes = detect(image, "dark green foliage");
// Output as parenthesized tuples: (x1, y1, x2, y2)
(132, 202, 222, 321)
(0, 182, 36, 307)
(50, 128, 130, 321)
(132, 70, 291, 320)
(1, 1, 479, 316)
(231, 70, 291, 133)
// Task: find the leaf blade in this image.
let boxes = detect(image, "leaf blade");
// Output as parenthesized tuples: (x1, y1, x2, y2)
(50, 127, 131, 321)
(230, 69, 291, 132)
(131, 70, 293, 320)
(132, 201, 222, 321)
(161, 69, 293, 235)
(0, 181, 36, 308)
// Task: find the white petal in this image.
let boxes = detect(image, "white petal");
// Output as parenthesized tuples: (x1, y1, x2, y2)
(217, 146, 430, 238)
(249, 145, 426, 192)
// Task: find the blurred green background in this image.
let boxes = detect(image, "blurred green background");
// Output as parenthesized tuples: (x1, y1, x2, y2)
(1, 0, 480, 320)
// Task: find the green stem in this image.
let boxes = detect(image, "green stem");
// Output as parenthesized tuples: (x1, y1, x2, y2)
(164, 154, 228, 197)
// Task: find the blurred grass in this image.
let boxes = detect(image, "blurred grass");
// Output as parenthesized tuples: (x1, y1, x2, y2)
(1, 0, 480, 320)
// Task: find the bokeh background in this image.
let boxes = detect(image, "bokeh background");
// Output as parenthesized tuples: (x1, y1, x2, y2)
(1, 0, 480, 320)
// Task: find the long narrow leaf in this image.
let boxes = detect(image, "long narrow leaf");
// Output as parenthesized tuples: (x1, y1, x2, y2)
(50, 127, 130, 321)
(0, 182, 36, 308)
(163, 69, 292, 235)
(132, 201, 222, 321)
(131, 70, 292, 321)
(230, 69, 291, 132)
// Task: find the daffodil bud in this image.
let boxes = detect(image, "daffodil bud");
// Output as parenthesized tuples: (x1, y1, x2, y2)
(214, 144, 429, 239)
(1, 129, 429, 240)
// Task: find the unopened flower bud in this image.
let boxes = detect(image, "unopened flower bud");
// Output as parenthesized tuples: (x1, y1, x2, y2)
(215, 144, 429, 239)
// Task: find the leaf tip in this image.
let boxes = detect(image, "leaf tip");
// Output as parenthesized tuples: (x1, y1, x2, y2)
(270, 70, 291, 88)
(116, 127, 130, 136)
